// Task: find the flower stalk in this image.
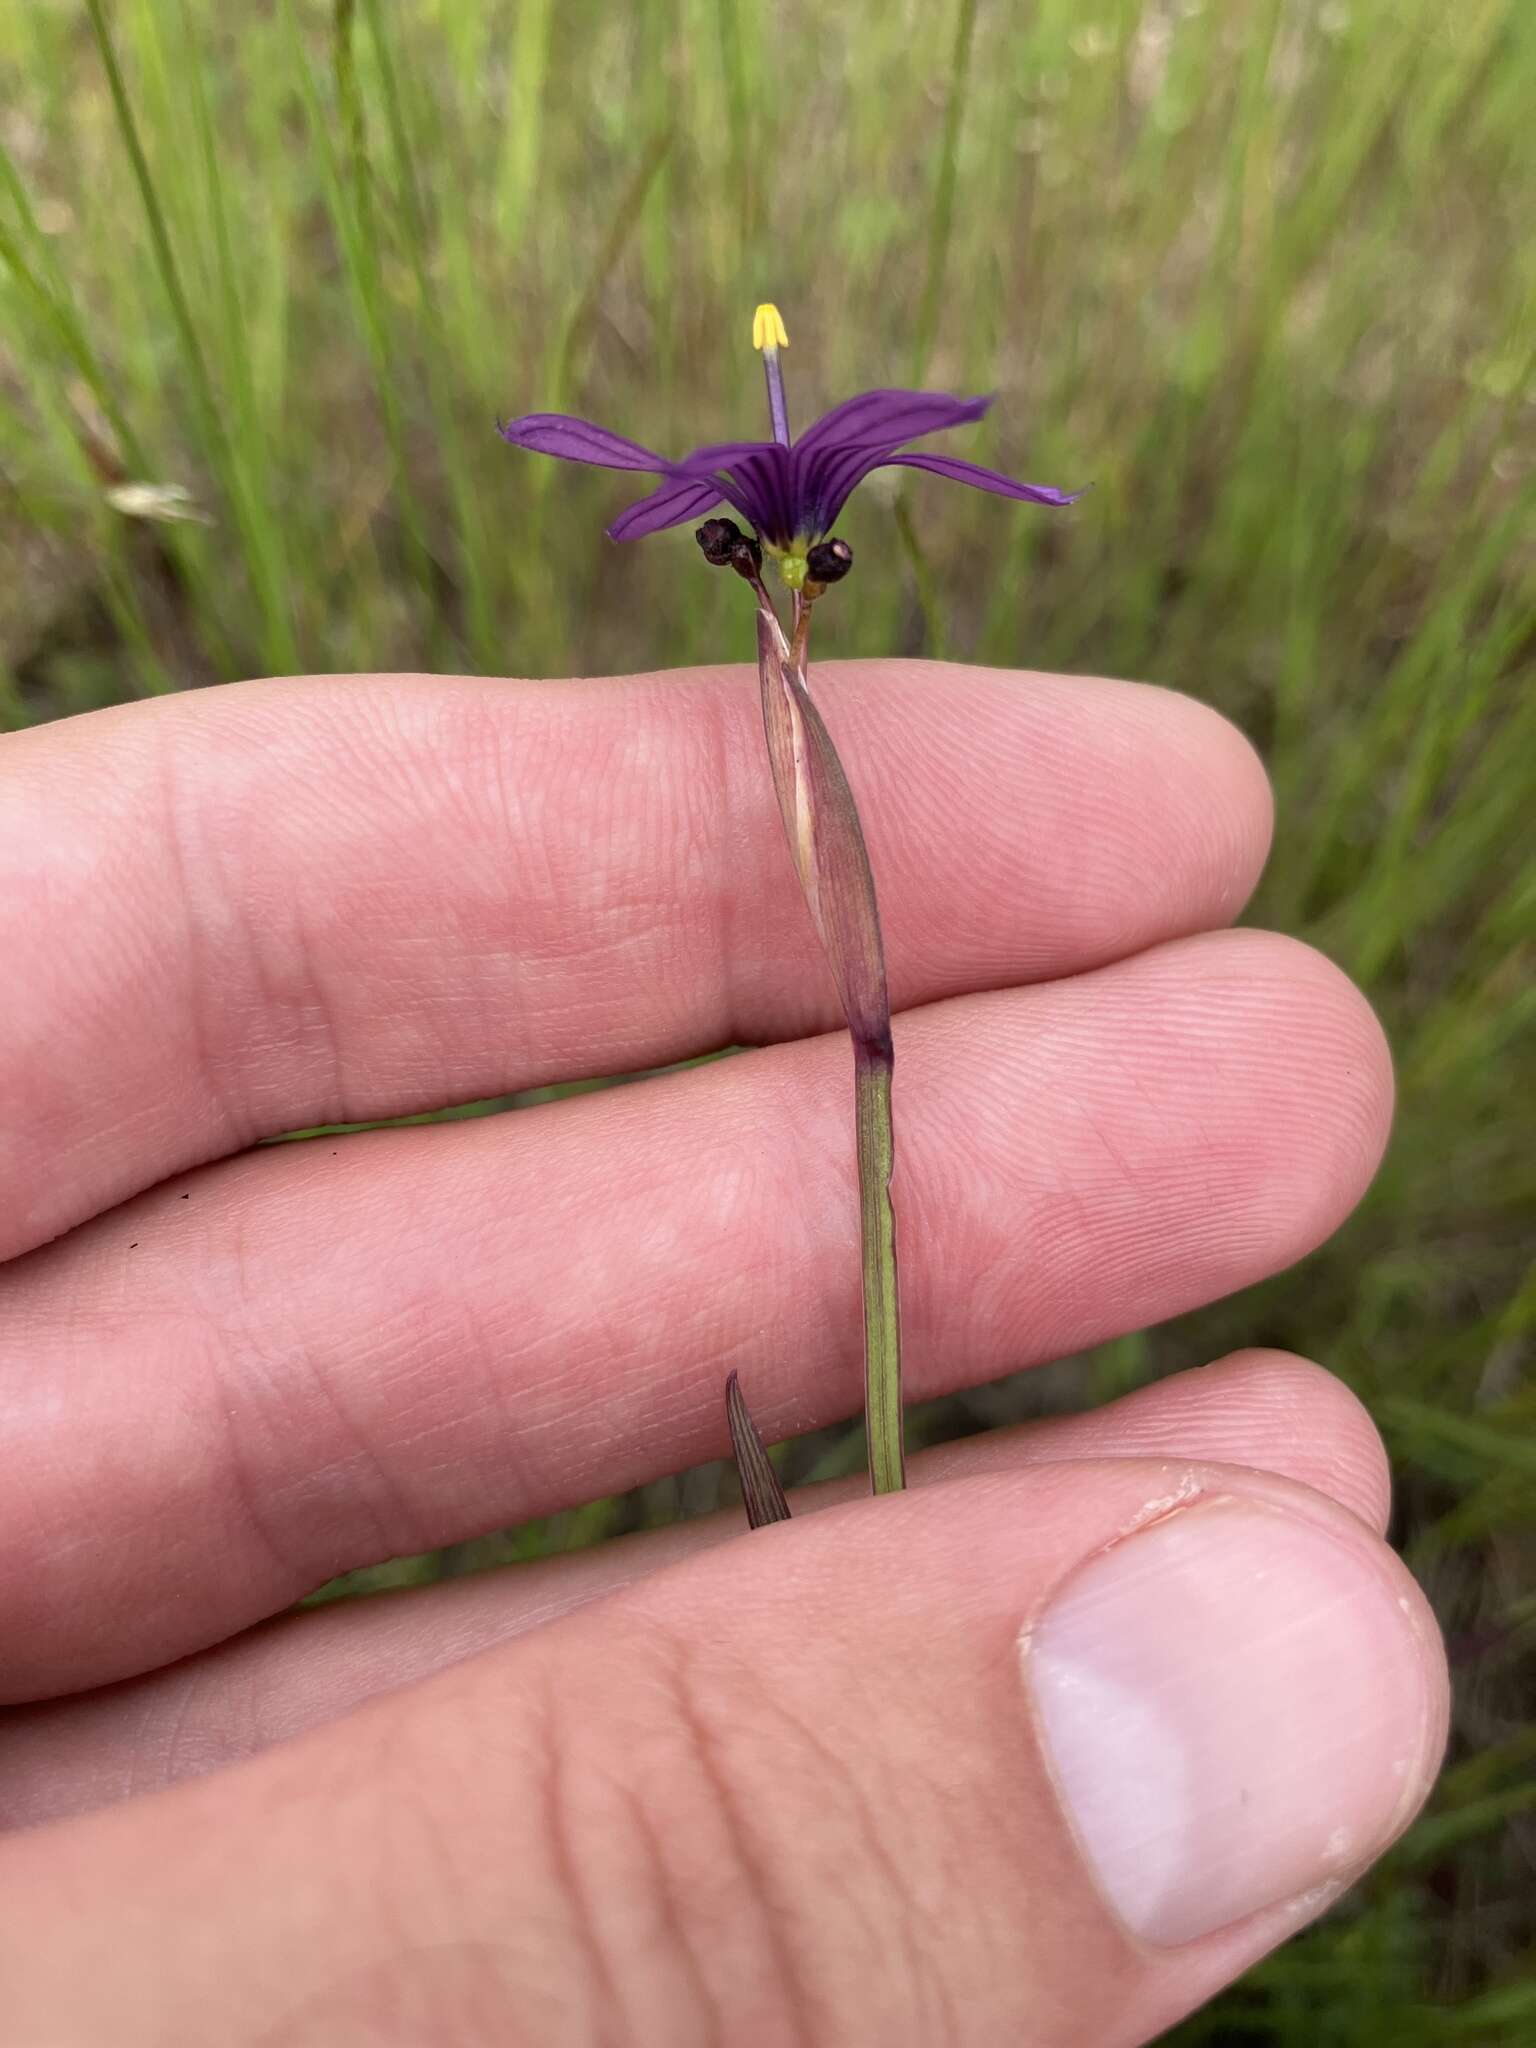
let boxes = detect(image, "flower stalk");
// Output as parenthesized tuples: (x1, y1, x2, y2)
(496, 300, 1079, 1526)
(755, 587, 906, 1498)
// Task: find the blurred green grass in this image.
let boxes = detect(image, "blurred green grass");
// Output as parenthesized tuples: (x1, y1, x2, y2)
(1, 0, 1533, 2036)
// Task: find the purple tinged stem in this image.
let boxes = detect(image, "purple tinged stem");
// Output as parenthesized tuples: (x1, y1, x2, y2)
(754, 605, 906, 1496)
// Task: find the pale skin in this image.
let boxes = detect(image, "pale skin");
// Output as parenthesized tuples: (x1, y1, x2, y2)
(0, 662, 1447, 2044)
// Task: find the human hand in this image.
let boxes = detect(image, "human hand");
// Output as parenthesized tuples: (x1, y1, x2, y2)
(0, 664, 1446, 2044)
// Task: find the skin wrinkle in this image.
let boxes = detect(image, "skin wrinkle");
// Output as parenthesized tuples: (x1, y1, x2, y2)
(142, 1656, 206, 1803)
(613, 1784, 723, 2048)
(434, 1270, 534, 1522)
(1104, 1024, 1228, 1216)
(312, 1744, 506, 2045)
(552, 1650, 742, 2048)
(232, 1149, 532, 1571)
(1093, 1025, 1219, 1213)
(281, 882, 356, 1129)
(527, 1676, 614, 2048)
(189, 1616, 314, 1782)
(332, 1272, 520, 1508)
(208, 1356, 315, 1600)
(656, 1630, 821, 2048)
(188, 1210, 364, 1586)
(318, 1333, 499, 1563)
(300, 693, 474, 1099)
(291, 694, 520, 1108)
(535, 687, 700, 1062)
(285, 1335, 436, 1568)
(655, 686, 736, 1055)
(224, 741, 372, 1121)
(200, 1647, 266, 1777)
(753, 1672, 945, 2041)
(165, 711, 353, 1143)
(121, 1681, 186, 1813)
(583, 1696, 752, 2048)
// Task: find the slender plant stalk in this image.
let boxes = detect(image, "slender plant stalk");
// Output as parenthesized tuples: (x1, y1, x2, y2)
(753, 597, 905, 1496)
(83, 0, 220, 448)
(852, 1038, 902, 1494)
(898, 0, 981, 654)
(315, 0, 441, 628)
(911, 0, 981, 385)
(548, 124, 674, 415)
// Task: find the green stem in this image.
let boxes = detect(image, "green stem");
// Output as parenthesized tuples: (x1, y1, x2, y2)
(855, 1035, 905, 1494)
(754, 599, 906, 1498)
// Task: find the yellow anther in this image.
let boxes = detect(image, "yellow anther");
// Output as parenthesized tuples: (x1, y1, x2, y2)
(752, 302, 789, 352)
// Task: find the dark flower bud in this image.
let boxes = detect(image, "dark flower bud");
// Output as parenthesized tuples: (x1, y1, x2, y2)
(696, 517, 747, 566)
(805, 537, 853, 589)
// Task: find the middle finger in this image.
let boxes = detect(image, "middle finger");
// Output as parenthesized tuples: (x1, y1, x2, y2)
(0, 928, 1391, 1700)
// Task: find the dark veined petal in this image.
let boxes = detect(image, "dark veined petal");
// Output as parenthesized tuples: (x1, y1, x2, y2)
(606, 474, 727, 542)
(791, 393, 998, 536)
(497, 413, 670, 472)
(877, 451, 1085, 507)
(793, 388, 993, 455)
(798, 443, 893, 536)
(672, 438, 785, 471)
(670, 442, 798, 548)
(724, 448, 799, 547)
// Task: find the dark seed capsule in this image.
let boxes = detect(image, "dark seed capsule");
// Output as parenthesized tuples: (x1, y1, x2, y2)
(728, 532, 764, 580)
(696, 517, 746, 566)
(805, 536, 853, 586)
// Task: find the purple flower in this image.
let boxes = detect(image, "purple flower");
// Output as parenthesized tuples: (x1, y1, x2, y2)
(498, 303, 1081, 587)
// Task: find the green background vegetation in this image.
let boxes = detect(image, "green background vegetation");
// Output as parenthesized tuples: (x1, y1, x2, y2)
(2, 1, 1532, 2037)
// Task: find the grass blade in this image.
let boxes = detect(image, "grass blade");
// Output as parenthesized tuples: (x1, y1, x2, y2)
(911, 0, 981, 383)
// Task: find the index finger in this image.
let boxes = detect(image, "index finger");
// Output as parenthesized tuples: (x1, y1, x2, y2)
(0, 663, 1270, 1257)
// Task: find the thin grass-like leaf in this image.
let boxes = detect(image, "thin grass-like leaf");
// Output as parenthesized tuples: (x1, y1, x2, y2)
(725, 1371, 792, 1529)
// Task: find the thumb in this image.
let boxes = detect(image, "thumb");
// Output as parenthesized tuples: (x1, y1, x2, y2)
(0, 1459, 1446, 2048)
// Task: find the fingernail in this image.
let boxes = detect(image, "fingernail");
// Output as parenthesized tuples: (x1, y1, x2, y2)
(1026, 1498, 1440, 1946)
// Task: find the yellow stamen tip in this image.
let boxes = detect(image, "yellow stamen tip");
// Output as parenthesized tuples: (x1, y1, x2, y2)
(752, 302, 789, 352)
